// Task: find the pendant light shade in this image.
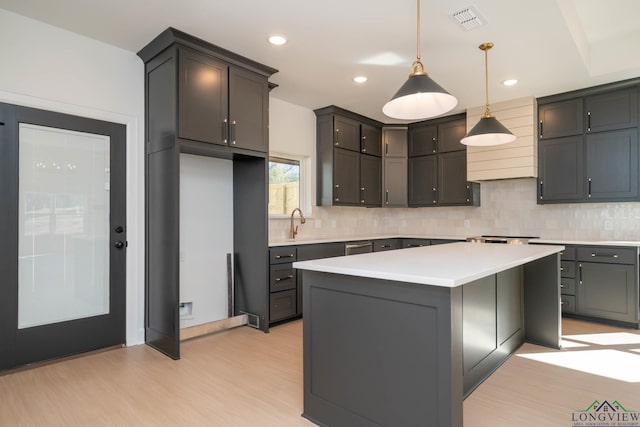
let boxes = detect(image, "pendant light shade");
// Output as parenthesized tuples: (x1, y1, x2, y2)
(383, 0, 457, 120)
(461, 42, 516, 146)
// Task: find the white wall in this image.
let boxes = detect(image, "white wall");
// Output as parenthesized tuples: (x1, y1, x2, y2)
(0, 9, 145, 345)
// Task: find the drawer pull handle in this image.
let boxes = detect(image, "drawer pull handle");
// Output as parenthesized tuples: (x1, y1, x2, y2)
(380, 244, 391, 248)
(275, 275, 294, 282)
(591, 253, 618, 258)
(275, 254, 294, 259)
(560, 267, 564, 271)
(560, 284, 564, 288)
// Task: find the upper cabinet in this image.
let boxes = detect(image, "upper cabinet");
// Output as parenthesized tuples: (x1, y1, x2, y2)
(139, 27, 276, 155)
(538, 81, 640, 204)
(408, 114, 480, 207)
(382, 127, 408, 207)
(315, 106, 383, 207)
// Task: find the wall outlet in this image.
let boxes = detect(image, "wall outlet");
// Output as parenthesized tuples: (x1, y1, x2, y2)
(179, 302, 193, 317)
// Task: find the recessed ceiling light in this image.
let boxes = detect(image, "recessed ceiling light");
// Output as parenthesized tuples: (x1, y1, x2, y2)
(353, 76, 367, 83)
(268, 35, 287, 46)
(502, 79, 518, 86)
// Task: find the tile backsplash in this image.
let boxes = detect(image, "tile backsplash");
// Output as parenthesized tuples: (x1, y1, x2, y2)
(269, 178, 640, 242)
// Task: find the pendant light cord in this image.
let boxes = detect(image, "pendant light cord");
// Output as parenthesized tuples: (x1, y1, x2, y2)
(416, 0, 421, 61)
(484, 47, 490, 115)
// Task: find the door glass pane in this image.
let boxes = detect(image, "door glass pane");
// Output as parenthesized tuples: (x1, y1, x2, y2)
(18, 123, 110, 329)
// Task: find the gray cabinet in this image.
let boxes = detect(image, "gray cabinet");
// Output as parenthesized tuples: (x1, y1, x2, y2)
(269, 246, 298, 323)
(315, 106, 383, 207)
(361, 124, 382, 156)
(361, 154, 381, 206)
(176, 47, 269, 152)
(559, 246, 577, 314)
(538, 82, 640, 204)
(408, 155, 437, 206)
(539, 135, 584, 202)
(382, 126, 408, 207)
(585, 128, 638, 200)
(333, 148, 360, 205)
(408, 114, 479, 207)
(577, 247, 637, 323)
(373, 239, 403, 252)
(139, 28, 277, 356)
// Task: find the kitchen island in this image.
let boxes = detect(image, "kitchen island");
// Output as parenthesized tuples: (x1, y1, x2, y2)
(294, 242, 563, 427)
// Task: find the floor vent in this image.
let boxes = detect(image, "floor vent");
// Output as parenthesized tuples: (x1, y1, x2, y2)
(450, 6, 486, 31)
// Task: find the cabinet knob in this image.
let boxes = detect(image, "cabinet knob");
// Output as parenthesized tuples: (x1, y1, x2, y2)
(335, 184, 340, 188)
(335, 142, 340, 146)
(361, 200, 365, 203)
(362, 136, 367, 140)
(335, 198, 339, 202)
(360, 187, 365, 191)
(362, 148, 367, 152)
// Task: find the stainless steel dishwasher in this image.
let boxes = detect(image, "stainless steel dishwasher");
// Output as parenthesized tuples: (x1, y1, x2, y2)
(344, 241, 373, 255)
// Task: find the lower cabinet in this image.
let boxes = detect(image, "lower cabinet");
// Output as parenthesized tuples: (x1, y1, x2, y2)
(577, 261, 636, 322)
(554, 244, 638, 324)
(269, 242, 344, 323)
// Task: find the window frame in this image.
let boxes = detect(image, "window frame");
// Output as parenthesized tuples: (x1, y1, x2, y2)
(268, 153, 311, 219)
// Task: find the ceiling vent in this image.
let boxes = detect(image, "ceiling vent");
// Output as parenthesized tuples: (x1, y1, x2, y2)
(450, 6, 486, 31)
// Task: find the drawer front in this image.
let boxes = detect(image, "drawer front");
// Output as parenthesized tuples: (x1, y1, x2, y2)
(270, 264, 296, 292)
(270, 246, 297, 264)
(577, 247, 637, 265)
(270, 289, 297, 322)
(561, 294, 576, 314)
(560, 261, 576, 278)
(560, 246, 576, 261)
(297, 242, 345, 261)
(373, 239, 402, 252)
(560, 277, 576, 295)
(402, 238, 431, 248)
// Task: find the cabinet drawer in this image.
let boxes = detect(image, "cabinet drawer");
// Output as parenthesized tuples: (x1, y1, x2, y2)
(270, 289, 297, 322)
(560, 261, 576, 278)
(402, 238, 431, 248)
(561, 295, 576, 314)
(373, 239, 402, 252)
(560, 246, 576, 261)
(269, 246, 297, 264)
(577, 247, 636, 264)
(270, 264, 296, 292)
(560, 278, 576, 295)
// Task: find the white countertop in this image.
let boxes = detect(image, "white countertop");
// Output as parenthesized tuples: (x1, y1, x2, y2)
(294, 242, 563, 288)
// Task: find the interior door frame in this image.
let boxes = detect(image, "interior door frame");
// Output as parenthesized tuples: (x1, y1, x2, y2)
(0, 102, 127, 371)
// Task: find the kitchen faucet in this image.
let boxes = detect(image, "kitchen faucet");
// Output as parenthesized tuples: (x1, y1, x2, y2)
(290, 208, 306, 239)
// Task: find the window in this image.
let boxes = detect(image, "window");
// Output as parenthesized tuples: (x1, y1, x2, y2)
(268, 157, 300, 215)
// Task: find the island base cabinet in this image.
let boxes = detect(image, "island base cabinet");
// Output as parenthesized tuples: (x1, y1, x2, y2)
(302, 271, 463, 427)
(577, 262, 636, 323)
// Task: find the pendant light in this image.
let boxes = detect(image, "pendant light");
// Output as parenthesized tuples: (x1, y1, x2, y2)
(382, 0, 457, 120)
(461, 42, 516, 146)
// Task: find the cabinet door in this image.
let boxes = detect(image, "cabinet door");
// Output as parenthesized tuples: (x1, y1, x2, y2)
(334, 115, 360, 152)
(333, 148, 360, 205)
(438, 151, 470, 205)
(438, 119, 466, 153)
(539, 99, 583, 139)
(229, 67, 268, 152)
(383, 157, 407, 207)
(577, 262, 636, 322)
(586, 128, 639, 200)
(178, 48, 228, 145)
(539, 135, 583, 202)
(408, 155, 437, 206)
(409, 125, 437, 156)
(586, 87, 638, 133)
(360, 154, 381, 206)
(361, 124, 382, 156)
(383, 128, 407, 157)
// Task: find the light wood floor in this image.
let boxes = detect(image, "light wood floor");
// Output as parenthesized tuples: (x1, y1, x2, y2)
(1, 318, 639, 426)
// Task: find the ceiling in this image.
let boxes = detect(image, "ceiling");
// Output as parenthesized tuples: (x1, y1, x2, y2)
(2, 0, 640, 123)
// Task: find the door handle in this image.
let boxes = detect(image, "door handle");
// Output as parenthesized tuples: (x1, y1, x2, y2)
(114, 226, 124, 233)
(114, 241, 125, 249)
